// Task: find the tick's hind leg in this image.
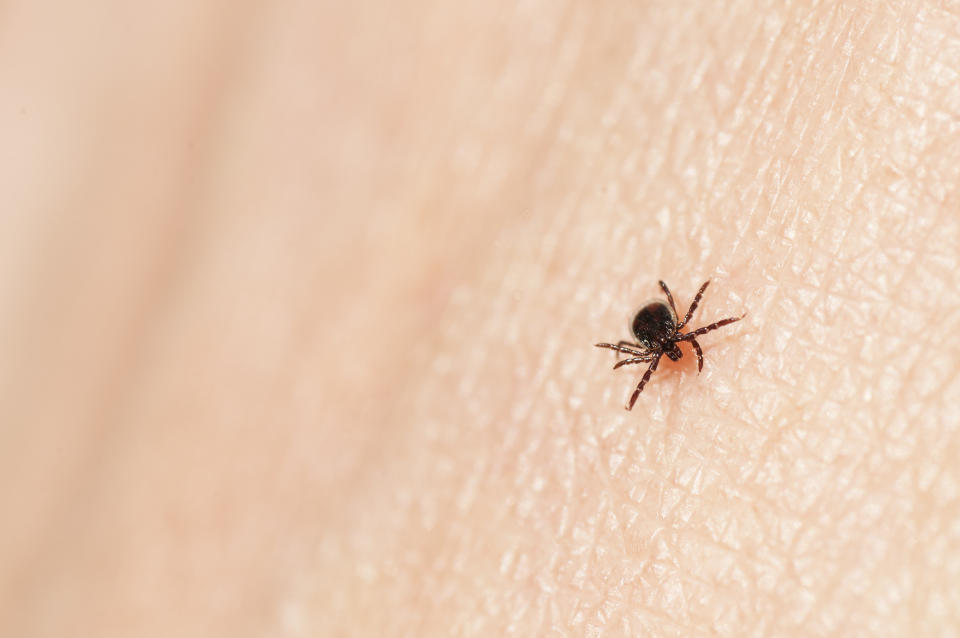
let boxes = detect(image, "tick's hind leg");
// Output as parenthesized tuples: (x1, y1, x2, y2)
(659, 280, 679, 319)
(613, 339, 641, 360)
(627, 355, 661, 410)
(678, 280, 711, 329)
(680, 313, 746, 339)
(595, 340, 645, 360)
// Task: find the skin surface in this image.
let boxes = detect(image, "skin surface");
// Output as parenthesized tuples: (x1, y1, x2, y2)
(1, 0, 959, 636)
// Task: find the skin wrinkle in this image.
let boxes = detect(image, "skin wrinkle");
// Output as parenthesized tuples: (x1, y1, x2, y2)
(382, 1, 958, 635)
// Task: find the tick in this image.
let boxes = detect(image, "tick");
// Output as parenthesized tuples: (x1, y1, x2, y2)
(596, 280, 746, 410)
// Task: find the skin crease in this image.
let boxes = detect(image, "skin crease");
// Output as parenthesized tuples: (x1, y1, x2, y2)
(1, 0, 960, 636)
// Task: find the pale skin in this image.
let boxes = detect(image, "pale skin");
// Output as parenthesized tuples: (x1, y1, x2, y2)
(0, 1, 959, 636)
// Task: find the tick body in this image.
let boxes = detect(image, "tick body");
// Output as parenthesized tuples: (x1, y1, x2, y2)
(596, 280, 745, 410)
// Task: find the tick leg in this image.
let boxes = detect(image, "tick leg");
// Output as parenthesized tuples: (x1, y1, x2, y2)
(659, 280, 679, 318)
(614, 354, 656, 370)
(596, 342, 647, 358)
(688, 337, 703, 373)
(679, 313, 746, 339)
(627, 355, 661, 410)
(611, 339, 643, 360)
(677, 280, 711, 330)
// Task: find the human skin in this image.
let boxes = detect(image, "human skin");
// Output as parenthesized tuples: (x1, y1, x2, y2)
(1, 0, 959, 636)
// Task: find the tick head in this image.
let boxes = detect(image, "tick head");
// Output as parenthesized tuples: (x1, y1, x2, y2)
(665, 342, 683, 361)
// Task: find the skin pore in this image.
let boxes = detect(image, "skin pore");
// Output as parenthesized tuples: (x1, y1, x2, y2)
(1, 0, 959, 636)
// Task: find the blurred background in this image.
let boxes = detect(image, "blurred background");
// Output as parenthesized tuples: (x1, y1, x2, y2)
(0, 0, 593, 633)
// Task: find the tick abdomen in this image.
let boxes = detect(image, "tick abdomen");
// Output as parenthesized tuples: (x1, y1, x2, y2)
(631, 300, 677, 347)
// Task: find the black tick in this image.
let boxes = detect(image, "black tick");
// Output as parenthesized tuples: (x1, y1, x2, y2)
(596, 280, 746, 410)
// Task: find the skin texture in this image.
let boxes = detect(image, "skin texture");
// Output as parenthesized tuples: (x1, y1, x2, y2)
(1, 0, 959, 636)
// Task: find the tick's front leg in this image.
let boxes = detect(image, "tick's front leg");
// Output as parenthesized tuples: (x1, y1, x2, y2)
(614, 354, 657, 370)
(627, 354, 661, 410)
(688, 337, 703, 373)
